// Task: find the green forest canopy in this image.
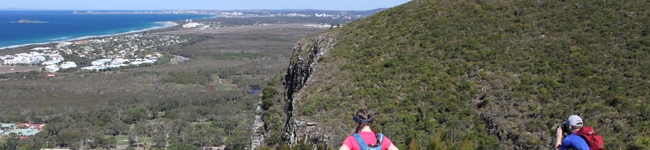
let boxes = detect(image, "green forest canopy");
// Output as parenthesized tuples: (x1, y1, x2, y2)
(260, 0, 650, 149)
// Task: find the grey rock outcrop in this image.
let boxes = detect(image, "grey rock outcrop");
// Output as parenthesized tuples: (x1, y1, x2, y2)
(251, 32, 336, 150)
(251, 102, 265, 150)
(281, 33, 336, 147)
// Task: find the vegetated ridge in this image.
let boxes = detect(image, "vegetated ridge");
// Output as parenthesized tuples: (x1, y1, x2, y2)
(257, 0, 650, 149)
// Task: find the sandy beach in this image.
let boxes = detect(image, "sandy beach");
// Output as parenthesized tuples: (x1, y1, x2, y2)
(0, 21, 180, 50)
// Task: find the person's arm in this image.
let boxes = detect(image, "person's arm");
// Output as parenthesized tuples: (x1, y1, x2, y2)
(387, 143, 399, 150)
(340, 136, 353, 150)
(339, 145, 350, 150)
(558, 137, 572, 150)
(555, 126, 563, 149)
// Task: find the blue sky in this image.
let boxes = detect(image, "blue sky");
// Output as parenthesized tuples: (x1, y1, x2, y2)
(1, 0, 411, 10)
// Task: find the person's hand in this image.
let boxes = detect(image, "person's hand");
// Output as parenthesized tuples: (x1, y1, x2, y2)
(555, 126, 563, 149)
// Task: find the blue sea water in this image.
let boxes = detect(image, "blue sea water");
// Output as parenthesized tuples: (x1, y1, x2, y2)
(0, 10, 212, 49)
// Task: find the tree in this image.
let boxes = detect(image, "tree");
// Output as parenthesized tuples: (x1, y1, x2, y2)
(205, 126, 225, 146)
(216, 118, 238, 136)
(104, 121, 129, 136)
(58, 130, 80, 148)
(121, 106, 151, 124)
(129, 121, 149, 148)
(225, 131, 249, 150)
(168, 143, 199, 150)
(151, 131, 167, 148)
(1, 133, 19, 150)
(18, 144, 36, 150)
(261, 86, 278, 110)
(108, 136, 117, 149)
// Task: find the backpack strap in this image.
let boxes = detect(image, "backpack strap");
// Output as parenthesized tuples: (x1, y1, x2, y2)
(354, 133, 385, 150)
(377, 133, 384, 145)
(353, 133, 369, 150)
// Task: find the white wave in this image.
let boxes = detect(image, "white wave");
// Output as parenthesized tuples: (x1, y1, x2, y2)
(50, 36, 71, 41)
(65, 21, 178, 41)
(9, 21, 49, 23)
(0, 41, 58, 50)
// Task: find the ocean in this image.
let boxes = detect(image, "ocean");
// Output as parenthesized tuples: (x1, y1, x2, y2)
(0, 10, 212, 49)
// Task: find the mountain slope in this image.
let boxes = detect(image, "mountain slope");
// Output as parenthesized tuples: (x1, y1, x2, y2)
(258, 0, 650, 149)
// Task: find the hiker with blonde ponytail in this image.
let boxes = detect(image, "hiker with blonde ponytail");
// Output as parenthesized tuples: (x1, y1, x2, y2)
(339, 109, 399, 150)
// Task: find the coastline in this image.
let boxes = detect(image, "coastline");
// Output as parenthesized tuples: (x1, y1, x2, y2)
(0, 21, 179, 50)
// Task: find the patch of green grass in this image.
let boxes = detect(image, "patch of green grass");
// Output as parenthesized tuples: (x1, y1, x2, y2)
(190, 121, 211, 126)
(114, 135, 130, 146)
(157, 111, 165, 117)
(108, 135, 152, 147)
(214, 83, 234, 91)
(141, 137, 152, 144)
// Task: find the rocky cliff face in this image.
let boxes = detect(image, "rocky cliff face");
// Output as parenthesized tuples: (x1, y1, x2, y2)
(282, 32, 336, 146)
(251, 32, 337, 149)
(251, 104, 265, 150)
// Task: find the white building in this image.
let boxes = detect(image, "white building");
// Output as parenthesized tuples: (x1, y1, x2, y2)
(81, 66, 107, 71)
(45, 65, 59, 72)
(314, 13, 334, 17)
(31, 56, 46, 65)
(40, 54, 64, 65)
(57, 42, 73, 48)
(91, 59, 112, 66)
(109, 58, 130, 68)
(60, 61, 77, 69)
(31, 47, 51, 51)
(131, 58, 155, 66)
(183, 22, 202, 28)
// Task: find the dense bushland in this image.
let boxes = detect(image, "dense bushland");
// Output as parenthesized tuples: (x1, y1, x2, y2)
(260, 0, 650, 149)
(0, 22, 326, 149)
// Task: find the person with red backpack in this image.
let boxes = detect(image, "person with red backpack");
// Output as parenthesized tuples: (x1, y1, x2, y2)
(555, 115, 606, 150)
(339, 109, 399, 150)
(555, 115, 590, 150)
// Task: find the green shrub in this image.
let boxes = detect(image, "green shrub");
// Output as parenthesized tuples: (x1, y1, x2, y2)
(280, 0, 650, 149)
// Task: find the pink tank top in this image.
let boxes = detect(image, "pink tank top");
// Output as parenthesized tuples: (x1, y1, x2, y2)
(342, 131, 393, 150)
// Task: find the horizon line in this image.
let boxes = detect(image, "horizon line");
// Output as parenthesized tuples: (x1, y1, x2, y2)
(0, 8, 389, 11)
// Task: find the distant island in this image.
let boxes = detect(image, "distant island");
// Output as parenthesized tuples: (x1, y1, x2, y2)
(12, 19, 48, 23)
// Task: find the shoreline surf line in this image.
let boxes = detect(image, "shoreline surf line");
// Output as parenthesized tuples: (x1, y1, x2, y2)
(0, 21, 179, 50)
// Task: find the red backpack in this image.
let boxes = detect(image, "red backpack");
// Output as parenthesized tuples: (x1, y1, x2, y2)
(574, 126, 606, 150)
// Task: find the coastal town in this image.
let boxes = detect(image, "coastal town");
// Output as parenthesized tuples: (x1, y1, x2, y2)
(72, 9, 382, 20)
(0, 8, 383, 75)
(0, 9, 380, 75)
(0, 34, 188, 73)
(0, 19, 342, 75)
